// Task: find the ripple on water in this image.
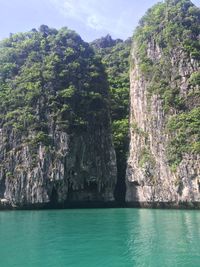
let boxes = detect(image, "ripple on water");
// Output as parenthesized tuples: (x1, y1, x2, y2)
(0, 208, 200, 267)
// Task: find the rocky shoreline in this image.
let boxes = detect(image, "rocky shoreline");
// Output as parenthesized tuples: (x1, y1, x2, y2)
(1, 200, 200, 210)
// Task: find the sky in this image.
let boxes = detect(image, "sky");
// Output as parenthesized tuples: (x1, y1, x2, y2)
(0, 0, 200, 42)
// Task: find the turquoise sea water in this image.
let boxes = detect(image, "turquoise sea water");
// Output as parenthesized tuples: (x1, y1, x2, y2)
(0, 208, 200, 267)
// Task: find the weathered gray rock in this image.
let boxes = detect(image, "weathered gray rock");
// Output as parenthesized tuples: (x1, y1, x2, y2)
(0, 122, 116, 207)
(126, 0, 200, 207)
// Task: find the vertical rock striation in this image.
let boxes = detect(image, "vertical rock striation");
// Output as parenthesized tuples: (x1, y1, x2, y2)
(126, 0, 200, 207)
(0, 26, 117, 208)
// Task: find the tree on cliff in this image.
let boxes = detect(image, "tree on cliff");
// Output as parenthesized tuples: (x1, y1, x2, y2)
(0, 25, 110, 141)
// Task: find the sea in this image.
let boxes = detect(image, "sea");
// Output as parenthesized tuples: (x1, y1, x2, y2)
(0, 208, 200, 267)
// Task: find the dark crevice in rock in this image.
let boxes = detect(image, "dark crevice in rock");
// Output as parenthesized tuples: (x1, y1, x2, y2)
(0, 178, 6, 198)
(50, 187, 58, 206)
(114, 158, 126, 204)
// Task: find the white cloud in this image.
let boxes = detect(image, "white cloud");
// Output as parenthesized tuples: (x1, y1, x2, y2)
(51, 0, 106, 29)
(50, 0, 131, 38)
(87, 15, 103, 30)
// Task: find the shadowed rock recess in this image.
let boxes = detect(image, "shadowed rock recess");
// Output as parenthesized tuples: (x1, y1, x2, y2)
(126, 0, 200, 208)
(0, 27, 117, 208)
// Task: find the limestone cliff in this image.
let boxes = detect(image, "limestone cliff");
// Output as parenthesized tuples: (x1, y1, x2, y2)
(0, 26, 117, 208)
(126, 0, 200, 206)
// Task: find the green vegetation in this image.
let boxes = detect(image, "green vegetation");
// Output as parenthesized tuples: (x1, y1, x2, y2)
(131, 122, 148, 139)
(92, 36, 131, 201)
(134, 0, 200, 99)
(0, 26, 109, 148)
(139, 148, 155, 168)
(133, 0, 200, 170)
(30, 132, 52, 146)
(167, 107, 200, 169)
(189, 72, 200, 86)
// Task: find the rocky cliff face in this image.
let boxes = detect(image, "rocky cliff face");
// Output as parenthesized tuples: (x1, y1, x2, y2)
(0, 26, 117, 208)
(1, 1, 200, 209)
(126, 0, 200, 206)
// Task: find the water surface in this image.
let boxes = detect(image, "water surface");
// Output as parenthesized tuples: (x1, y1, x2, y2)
(0, 208, 200, 267)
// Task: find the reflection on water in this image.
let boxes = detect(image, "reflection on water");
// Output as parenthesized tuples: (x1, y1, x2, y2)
(125, 209, 200, 267)
(0, 209, 200, 267)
